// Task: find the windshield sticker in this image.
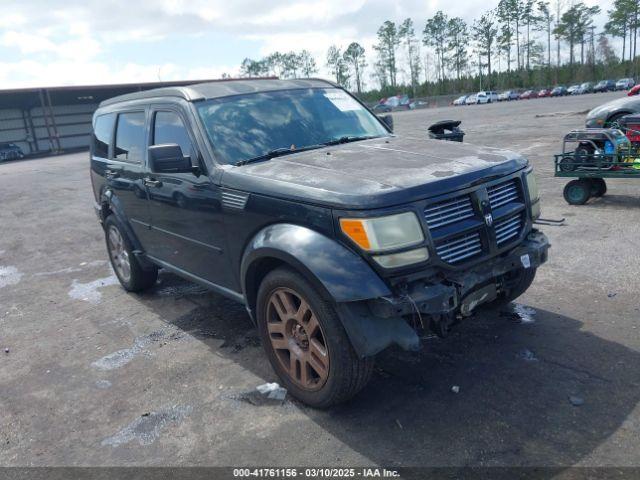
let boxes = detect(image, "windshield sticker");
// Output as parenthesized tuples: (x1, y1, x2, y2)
(324, 91, 360, 112)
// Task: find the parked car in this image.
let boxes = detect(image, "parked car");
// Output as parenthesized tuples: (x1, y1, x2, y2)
(452, 95, 469, 106)
(573, 82, 594, 94)
(628, 84, 640, 96)
(616, 78, 635, 91)
(586, 94, 640, 127)
(498, 90, 520, 101)
(567, 84, 581, 95)
(520, 90, 538, 100)
(550, 86, 568, 97)
(372, 103, 392, 113)
(593, 80, 616, 93)
(0, 143, 25, 161)
(476, 91, 499, 104)
(538, 89, 551, 98)
(465, 94, 478, 105)
(409, 100, 427, 109)
(90, 79, 548, 407)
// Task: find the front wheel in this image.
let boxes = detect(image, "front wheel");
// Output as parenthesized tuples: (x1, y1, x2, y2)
(563, 179, 591, 205)
(491, 268, 537, 307)
(256, 268, 373, 408)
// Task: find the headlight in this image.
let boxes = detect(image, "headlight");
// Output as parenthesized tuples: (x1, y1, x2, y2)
(339, 212, 424, 252)
(373, 248, 429, 268)
(526, 171, 539, 201)
(526, 171, 541, 219)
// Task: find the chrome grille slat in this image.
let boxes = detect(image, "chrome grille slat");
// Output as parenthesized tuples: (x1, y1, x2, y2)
(424, 195, 474, 229)
(494, 213, 522, 245)
(435, 232, 482, 263)
(488, 180, 519, 209)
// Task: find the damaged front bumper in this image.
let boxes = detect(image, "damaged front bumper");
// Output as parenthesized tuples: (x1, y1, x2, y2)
(337, 230, 550, 357)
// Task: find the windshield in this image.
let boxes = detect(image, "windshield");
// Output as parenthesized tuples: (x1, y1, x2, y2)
(196, 88, 389, 165)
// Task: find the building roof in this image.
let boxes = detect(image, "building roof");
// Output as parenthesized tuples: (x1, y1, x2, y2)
(98, 78, 336, 107)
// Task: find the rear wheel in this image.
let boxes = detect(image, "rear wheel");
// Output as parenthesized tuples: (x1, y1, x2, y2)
(104, 215, 158, 292)
(588, 178, 607, 197)
(563, 179, 591, 205)
(256, 268, 373, 408)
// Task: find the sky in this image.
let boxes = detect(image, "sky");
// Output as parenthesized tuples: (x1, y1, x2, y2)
(0, 0, 613, 89)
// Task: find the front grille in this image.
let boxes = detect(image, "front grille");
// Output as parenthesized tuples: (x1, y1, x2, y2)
(424, 194, 474, 229)
(488, 179, 519, 209)
(435, 232, 482, 263)
(494, 213, 522, 245)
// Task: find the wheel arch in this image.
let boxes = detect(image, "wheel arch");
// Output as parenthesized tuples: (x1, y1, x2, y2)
(240, 223, 392, 318)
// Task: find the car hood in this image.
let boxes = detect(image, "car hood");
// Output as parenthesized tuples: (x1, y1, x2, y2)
(221, 136, 528, 209)
(587, 96, 640, 119)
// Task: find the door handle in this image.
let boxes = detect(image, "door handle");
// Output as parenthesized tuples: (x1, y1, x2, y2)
(143, 177, 163, 188)
(104, 169, 120, 179)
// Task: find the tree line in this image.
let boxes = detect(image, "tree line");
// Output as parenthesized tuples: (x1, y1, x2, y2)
(238, 0, 639, 100)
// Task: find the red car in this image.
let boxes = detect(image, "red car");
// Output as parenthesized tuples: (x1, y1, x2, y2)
(538, 89, 551, 98)
(628, 84, 640, 96)
(520, 90, 538, 100)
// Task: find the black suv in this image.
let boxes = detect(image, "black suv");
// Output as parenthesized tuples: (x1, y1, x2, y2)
(90, 79, 549, 407)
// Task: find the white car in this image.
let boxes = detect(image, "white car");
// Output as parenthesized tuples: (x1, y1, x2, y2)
(465, 94, 477, 105)
(616, 78, 635, 90)
(453, 95, 469, 106)
(476, 91, 499, 104)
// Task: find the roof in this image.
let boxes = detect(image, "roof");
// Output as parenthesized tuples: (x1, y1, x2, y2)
(98, 78, 336, 107)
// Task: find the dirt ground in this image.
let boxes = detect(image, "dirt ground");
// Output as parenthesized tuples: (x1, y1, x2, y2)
(1, 90, 639, 470)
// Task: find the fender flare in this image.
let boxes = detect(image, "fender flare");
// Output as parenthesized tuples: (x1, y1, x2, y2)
(100, 191, 144, 253)
(241, 223, 391, 310)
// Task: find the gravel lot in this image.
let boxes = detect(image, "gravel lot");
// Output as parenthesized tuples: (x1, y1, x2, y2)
(1, 90, 639, 469)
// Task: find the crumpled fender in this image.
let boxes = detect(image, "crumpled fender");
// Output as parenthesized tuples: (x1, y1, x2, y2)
(240, 223, 420, 358)
(241, 223, 391, 304)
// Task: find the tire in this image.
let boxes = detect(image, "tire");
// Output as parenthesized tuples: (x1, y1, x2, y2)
(563, 179, 591, 205)
(559, 156, 576, 172)
(174, 192, 188, 209)
(256, 267, 373, 408)
(588, 178, 607, 197)
(104, 215, 158, 292)
(491, 267, 537, 306)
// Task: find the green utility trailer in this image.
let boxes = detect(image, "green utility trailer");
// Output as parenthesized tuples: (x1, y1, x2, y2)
(554, 128, 640, 205)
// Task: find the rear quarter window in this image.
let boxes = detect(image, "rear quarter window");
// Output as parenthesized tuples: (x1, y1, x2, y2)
(92, 113, 115, 159)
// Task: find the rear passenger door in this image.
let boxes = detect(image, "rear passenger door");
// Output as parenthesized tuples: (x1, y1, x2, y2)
(143, 107, 234, 289)
(94, 110, 154, 247)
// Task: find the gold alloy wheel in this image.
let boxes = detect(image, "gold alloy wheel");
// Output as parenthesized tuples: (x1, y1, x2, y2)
(266, 287, 330, 391)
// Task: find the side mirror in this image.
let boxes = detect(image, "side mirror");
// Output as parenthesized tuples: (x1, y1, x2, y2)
(148, 144, 194, 174)
(379, 114, 394, 132)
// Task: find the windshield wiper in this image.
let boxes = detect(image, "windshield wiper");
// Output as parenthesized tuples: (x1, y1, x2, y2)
(235, 136, 381, 166)
(235, 144, 324, 166)
(323, 135, 380, 146)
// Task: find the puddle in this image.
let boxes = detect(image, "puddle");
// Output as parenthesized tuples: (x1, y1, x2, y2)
(95, 380, 112, 389)
(91, 330, 166, 370)
(501, 303, 537, 324)
(513, 304, 536, 324)
(68, 275, 119, 304)
(101, 405, 192, 447)
(0, 266, 23, 288)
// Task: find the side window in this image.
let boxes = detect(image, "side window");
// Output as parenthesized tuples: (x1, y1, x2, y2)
(114, 112, 146, 163)
(153, 110, 194, 158)
(92, 113, 115, 159)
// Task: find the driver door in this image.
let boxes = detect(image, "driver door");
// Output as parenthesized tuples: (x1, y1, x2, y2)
(143, 107, 234, 289)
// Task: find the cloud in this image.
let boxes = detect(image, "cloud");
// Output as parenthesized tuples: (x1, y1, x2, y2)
(0, 0, 616, 88)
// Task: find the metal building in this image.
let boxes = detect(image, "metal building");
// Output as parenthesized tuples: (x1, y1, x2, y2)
(0, 79, 221, 157)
